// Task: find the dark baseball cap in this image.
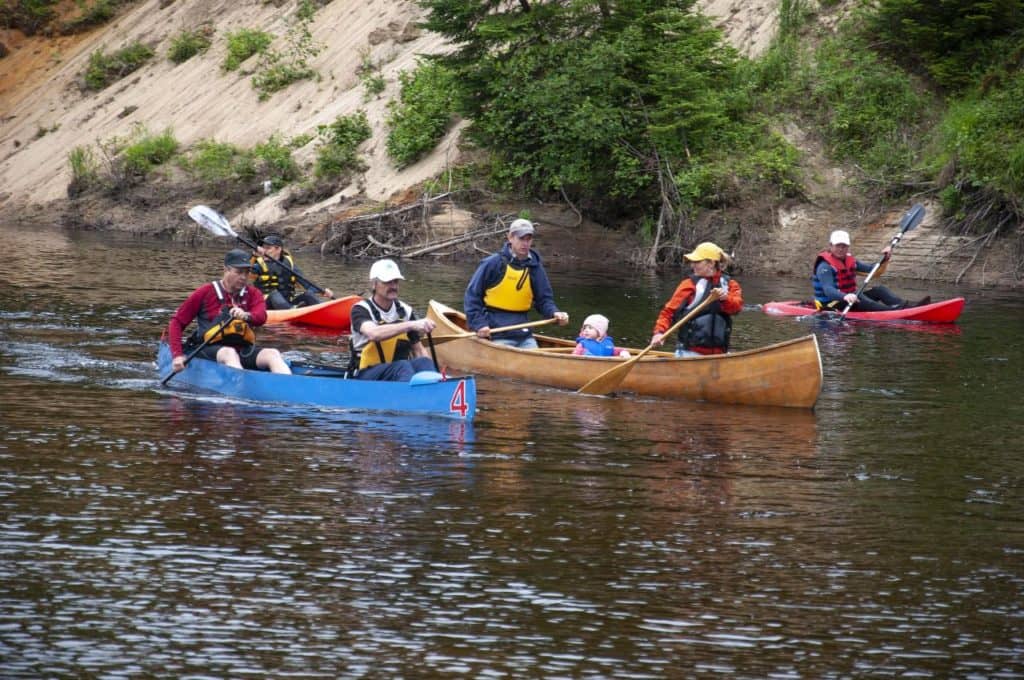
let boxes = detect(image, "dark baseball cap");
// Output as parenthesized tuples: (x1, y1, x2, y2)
(224, 248, 252, 268)
(261, 234, 284, 247)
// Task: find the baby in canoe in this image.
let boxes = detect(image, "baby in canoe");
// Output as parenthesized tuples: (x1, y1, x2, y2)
(574, 314, 631, 358)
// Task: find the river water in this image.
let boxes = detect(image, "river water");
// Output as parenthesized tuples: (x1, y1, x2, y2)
(1, 222, 1022, 678)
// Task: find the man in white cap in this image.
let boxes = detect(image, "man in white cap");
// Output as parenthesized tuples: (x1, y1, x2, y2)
(812, 230, 927, 311)
(463, 217, 569, 349)
(348, 258, 437, 381)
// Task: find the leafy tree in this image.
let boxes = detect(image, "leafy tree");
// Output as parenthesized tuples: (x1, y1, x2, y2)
(865, 0, 1024, 91)
(418, 0, 790, 221)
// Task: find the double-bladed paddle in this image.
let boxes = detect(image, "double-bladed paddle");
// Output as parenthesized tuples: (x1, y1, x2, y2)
(577, 290, 721, 396)
(188, 204, 330, 296)
(428, 317, 560, 345)
(839, 203, 925, 319)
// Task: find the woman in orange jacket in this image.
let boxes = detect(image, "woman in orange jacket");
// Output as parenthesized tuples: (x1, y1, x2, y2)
(651, 242, 743, 357)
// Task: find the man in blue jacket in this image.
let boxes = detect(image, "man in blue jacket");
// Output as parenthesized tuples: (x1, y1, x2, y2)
(464, 218, 569, 349)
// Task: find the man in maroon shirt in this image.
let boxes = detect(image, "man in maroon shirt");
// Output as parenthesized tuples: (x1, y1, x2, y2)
(167, 249, 291, 375)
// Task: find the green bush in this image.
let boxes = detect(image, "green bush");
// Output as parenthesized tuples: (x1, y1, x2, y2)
(120, 127, 178, 175)
(68, 145, 98, 184)
(254, 135, 300, 188)
(385, 61, 455, 167)
(250, 17, 320, 99)
(167, 28, 212, 64)
(83, 41, 154, 90)
(184, 140, 255, 183)
(223, 28, 272, 71)
(315, 111, 372, 179)
(62, 0, 117, 33)
(1, 0, 59, 35)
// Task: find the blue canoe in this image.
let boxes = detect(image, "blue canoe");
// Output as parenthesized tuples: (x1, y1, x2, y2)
(156, 343, 476, 420)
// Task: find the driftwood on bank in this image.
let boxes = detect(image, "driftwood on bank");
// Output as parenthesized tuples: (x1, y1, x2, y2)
(320, 192, 516, 259)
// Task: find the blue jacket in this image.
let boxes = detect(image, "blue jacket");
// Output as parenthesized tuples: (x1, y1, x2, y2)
(464, 243, 560, 341)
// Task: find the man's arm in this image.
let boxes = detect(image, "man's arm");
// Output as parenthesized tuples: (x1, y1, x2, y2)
(815, 261, 845, 302)
(464, 256, 498, 330)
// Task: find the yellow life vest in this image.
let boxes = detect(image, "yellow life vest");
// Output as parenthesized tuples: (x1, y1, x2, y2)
(203, 317, 255, 346)
(482, 263, 533, 312)
(202, 281, 256, 346)
(252, 253, 297, 291)
(354, 299, 414, 370)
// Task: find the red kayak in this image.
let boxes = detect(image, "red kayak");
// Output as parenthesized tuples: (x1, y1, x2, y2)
(265, 294, 359, 330)
(763, 297, 965, 323)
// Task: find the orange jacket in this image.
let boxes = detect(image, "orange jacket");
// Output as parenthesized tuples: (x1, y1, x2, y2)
(653, 274, 743, 354)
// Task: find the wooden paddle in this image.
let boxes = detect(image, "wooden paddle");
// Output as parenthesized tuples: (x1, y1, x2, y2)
(428, 317, 560, 345)
(577, 290, 721, 396)
(839, 203, 925, 320)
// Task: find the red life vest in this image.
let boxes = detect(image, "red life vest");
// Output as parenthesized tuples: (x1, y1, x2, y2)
(815, 251, 857, 293)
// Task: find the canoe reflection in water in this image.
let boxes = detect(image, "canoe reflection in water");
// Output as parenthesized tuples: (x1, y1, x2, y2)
(474, 377, 818, 511)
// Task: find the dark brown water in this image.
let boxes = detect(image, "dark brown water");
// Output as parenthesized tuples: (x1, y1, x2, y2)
(2, 223, 1023, 677)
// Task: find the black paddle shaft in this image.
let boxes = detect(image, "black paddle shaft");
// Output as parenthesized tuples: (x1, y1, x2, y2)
(235, 233, 325, 295)
(160, 312, 231, 385)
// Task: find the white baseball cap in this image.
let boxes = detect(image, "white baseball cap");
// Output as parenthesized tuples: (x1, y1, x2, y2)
(829, 230, 851, 245)
(369, 258, 404, 282)
(509, 218, 535, 237)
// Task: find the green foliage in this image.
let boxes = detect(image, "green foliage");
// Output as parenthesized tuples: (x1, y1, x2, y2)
(223, 28, 272, 72)
(315, 111, 372, 179)
(934, 68, 1024, 200)
(254, 135, 300, 188)
(865, 0, 1024, 92)
(82, 41, 154, 90)
(0, 0, 59, 35)
(182, 135, 299, 190)
(167, 28, 212, 64)
(385, 61, 455, 167)
(288, 132, 315, 148)
(67, 145, 98, 185)
(62, 0, 117, 33)
(251, 14, 321, 99)
(183, 140, 255, 183)
(119, 127, 178, 176)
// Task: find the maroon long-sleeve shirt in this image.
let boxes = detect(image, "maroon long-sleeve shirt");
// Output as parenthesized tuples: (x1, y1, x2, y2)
(167, 282, 268, 357)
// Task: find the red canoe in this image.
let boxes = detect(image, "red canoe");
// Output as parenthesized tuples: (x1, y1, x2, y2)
(763, 297, 965, 323)
(265, 294, 359, 330)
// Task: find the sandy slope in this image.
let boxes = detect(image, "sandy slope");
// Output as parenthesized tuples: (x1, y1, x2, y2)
(0, 0, 779, 215)
(0, 0, 456, 216)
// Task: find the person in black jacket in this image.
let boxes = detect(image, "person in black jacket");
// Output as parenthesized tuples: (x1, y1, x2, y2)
(251, 234, 333, 310)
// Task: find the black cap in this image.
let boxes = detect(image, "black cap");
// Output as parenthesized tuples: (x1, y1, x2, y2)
(261, 234, 284, 247)
(224, 248, 251, 268)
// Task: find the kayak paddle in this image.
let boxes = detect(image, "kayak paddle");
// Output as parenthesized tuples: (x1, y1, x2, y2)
(188, 204, 330, 297)
(577, 290, 720, 396)
(839, 203, 925, 320)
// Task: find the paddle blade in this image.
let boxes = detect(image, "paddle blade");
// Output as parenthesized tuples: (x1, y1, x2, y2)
(188, 205, 236, 238)
(899, 203, 925, 234)
(577, 355, 641, 395)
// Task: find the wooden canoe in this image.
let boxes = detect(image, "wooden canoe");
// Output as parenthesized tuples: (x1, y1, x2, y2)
(265, 295, 359, 329)
(425, 300, 822, 409)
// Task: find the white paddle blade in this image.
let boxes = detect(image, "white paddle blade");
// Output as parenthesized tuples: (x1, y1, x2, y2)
(188, 205, 236, 238)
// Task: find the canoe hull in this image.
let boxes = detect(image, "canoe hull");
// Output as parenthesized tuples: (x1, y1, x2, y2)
(157, 343, 475, 420)
(763, 298, 965, 323)
(265, 295, 359, 330)
(426, 301, 822, 409)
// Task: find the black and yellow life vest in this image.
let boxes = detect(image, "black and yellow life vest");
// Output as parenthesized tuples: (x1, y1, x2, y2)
(252, 253, 297, 294)
(351, 299, 414, 372)
(672, 274, 732, 351)
(196, 281, 256, 347)
(482, 263, 532, 312)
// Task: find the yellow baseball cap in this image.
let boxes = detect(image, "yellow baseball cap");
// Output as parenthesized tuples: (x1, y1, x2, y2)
(684, 242, 724, 262)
